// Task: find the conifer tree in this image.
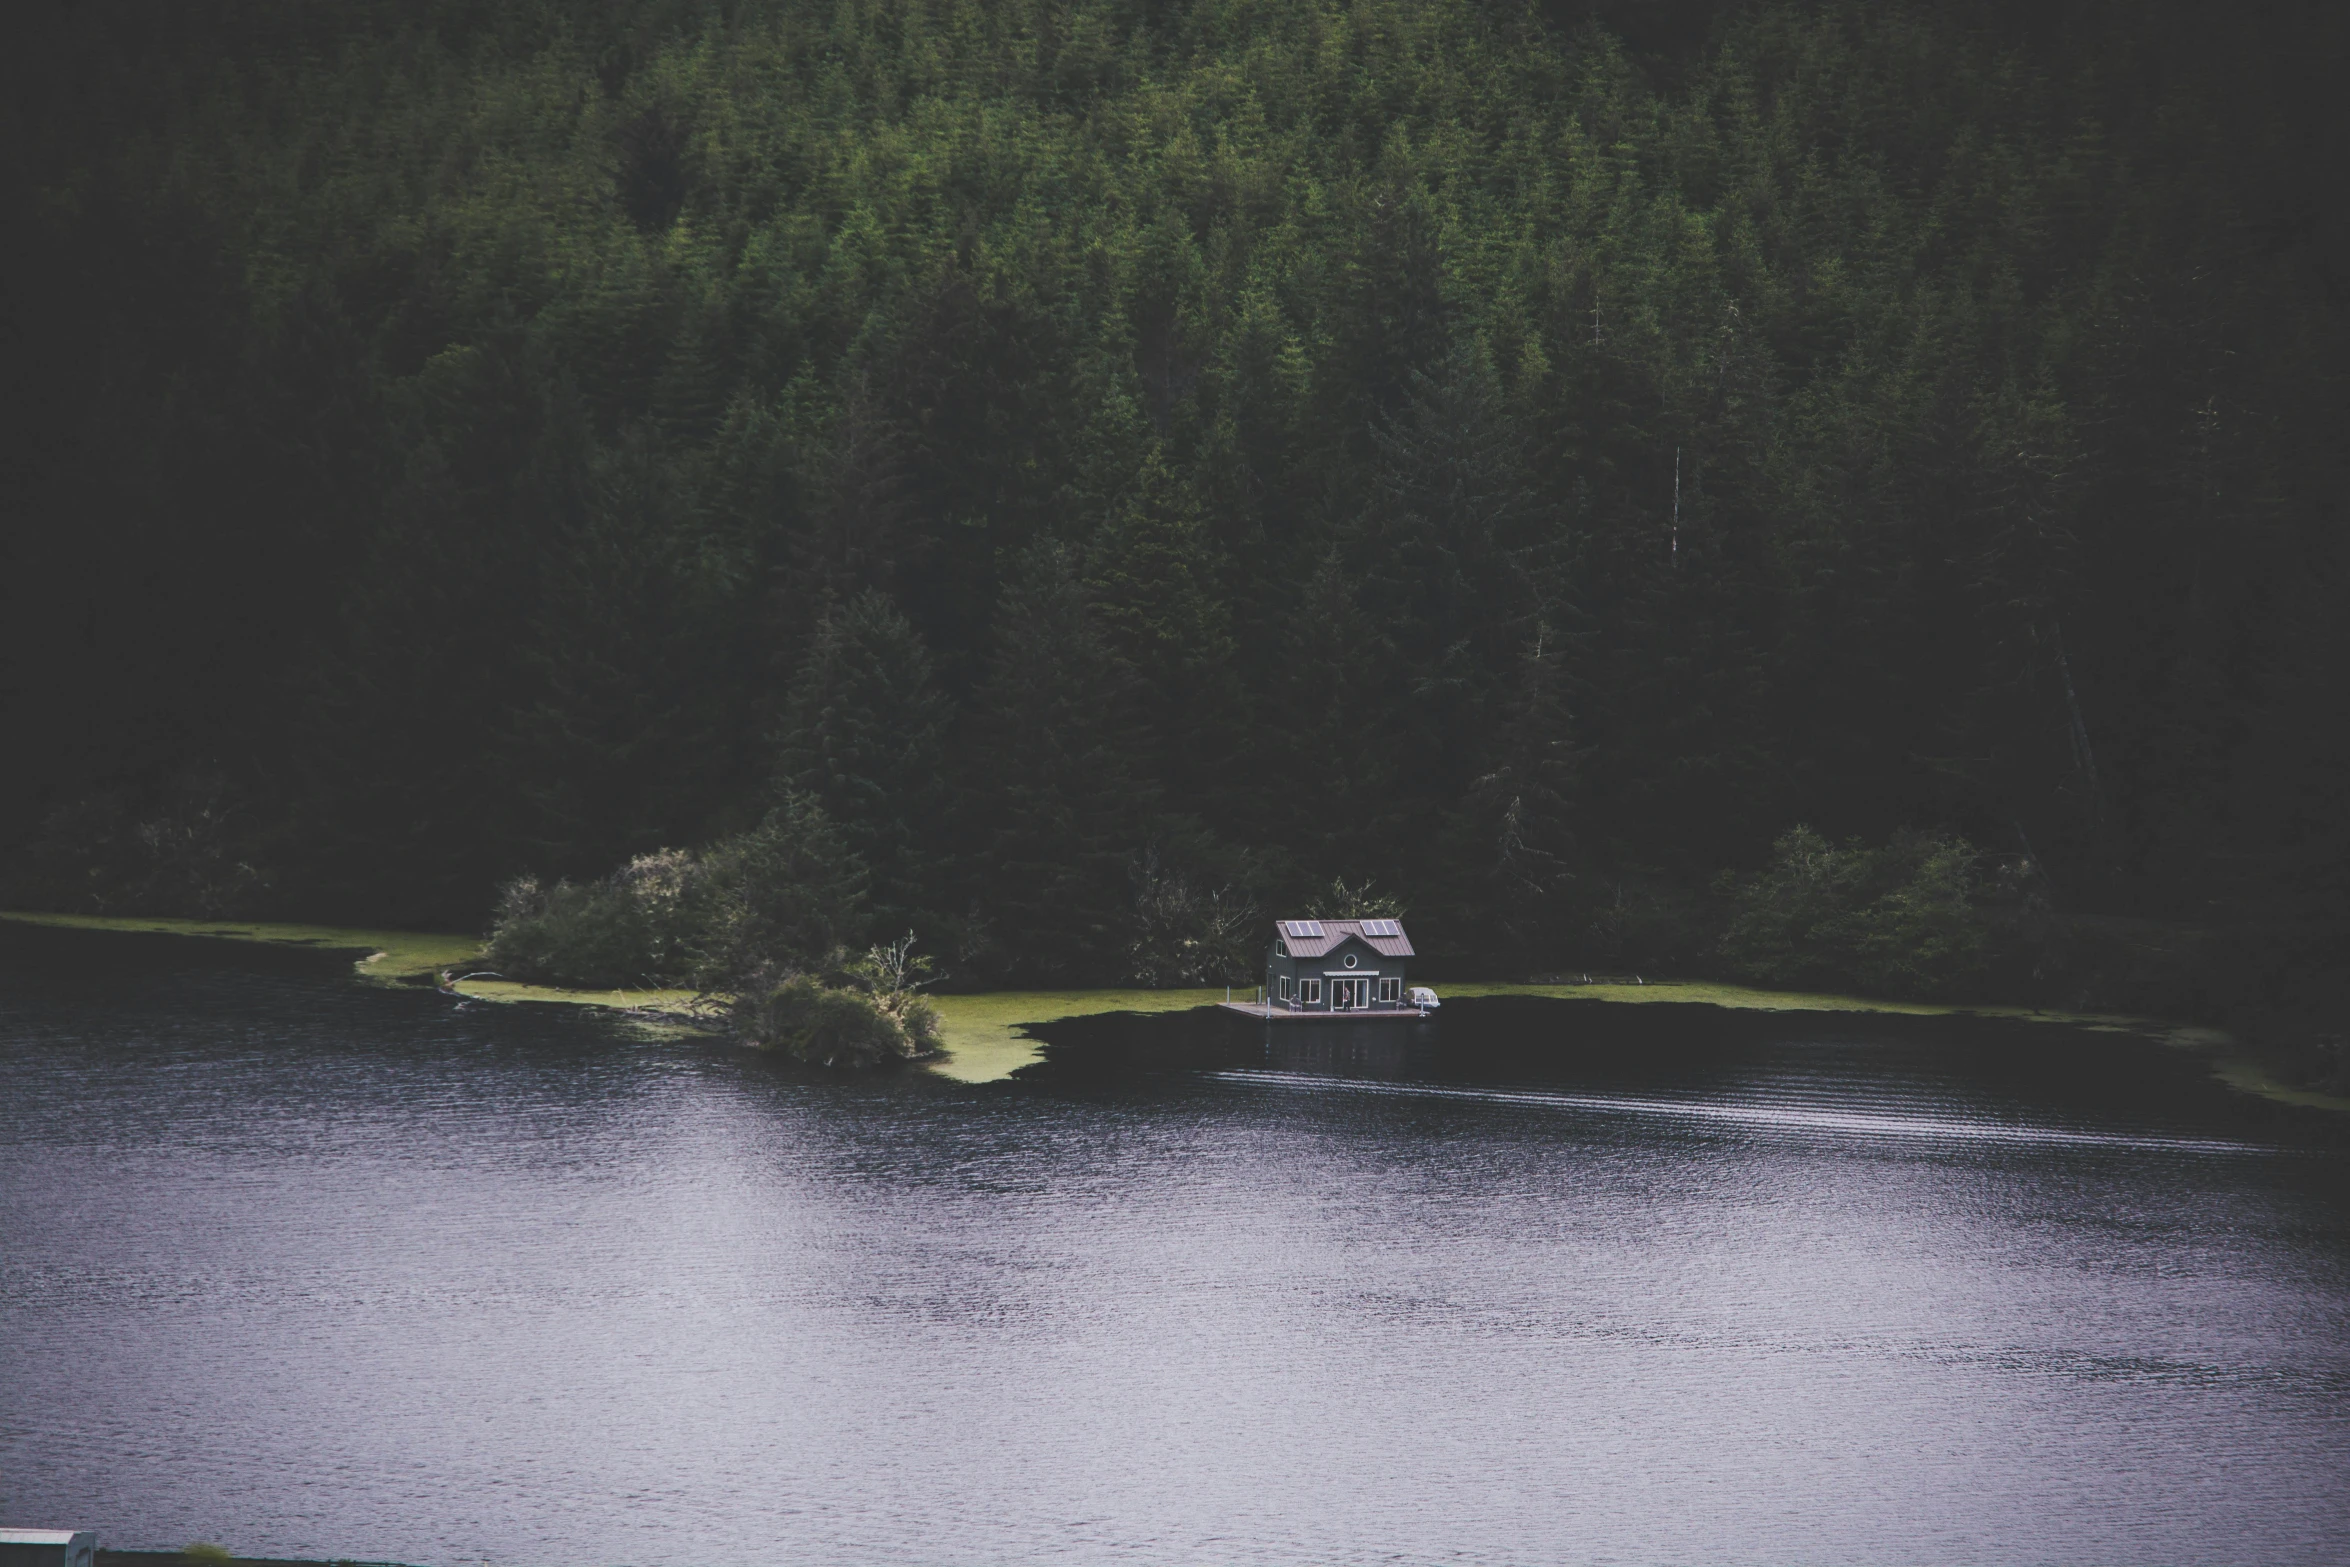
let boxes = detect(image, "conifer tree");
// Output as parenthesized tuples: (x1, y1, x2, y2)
(1083, 446, 1243, 822)
(1259, 550, 1403, 876)
(965, 538, 1153, 982)
(793, 373, 916, 598)
(1361, 342, 1556, 796)
(505, 427, 755, 877)
(1458, 621, 1582, 951)
(775, 590, 951, 935)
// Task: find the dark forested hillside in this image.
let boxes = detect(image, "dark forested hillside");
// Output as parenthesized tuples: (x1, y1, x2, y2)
(4, 0, 2343, 983)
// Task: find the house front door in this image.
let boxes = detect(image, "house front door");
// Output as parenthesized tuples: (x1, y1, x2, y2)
(1332, 977, 1370, 1010)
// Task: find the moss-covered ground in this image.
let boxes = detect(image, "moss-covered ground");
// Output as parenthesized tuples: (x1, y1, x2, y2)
(0, 910, 707, 1024)
(924, 988, 1240, 1080)
(5, 910, 2339, 1111)
(0, 909, 482, 981)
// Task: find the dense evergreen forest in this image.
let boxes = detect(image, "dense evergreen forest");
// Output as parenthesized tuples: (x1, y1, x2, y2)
(4, 0, 2343, 1002)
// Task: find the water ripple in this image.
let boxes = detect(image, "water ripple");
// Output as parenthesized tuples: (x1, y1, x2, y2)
(1206, 1069, 2283, 1154)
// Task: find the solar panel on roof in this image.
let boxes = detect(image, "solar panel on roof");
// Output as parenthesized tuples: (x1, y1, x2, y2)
(1362, 919, 1400, 937)
(1285, 920, 1324, 939)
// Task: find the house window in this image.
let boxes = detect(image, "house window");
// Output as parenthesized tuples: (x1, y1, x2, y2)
(1278, 975, 1292, 1001)
(1379, 977, 1401, 1003)
(1300, 979, 1322, 1006)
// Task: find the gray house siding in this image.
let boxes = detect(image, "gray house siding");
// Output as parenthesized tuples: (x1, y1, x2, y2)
(1264, 927, 1411, 1011)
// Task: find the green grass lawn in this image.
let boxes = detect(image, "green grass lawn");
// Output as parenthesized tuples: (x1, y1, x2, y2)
(0, 908, 482, 981)
(6, 909, 2339, 1109)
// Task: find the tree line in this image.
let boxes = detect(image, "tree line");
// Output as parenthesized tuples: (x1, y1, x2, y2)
(3, 0, 2342, 995)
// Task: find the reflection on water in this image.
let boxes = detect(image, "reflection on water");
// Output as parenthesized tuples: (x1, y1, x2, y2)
(1257, 1023, 1432, 1079)
(2, 931, 2348, 1567)
(1207, 1070, 2279, 1153)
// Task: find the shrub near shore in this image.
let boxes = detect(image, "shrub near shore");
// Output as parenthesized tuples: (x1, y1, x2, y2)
(1716, 827, 2043, 1002)
(738, 945, 944, 1068)
(484, 795, 936, 1066)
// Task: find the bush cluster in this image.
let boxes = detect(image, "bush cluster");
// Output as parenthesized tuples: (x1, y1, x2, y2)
(1716, 827, 2044, 1002)
(733, 943, 944, 1068)
(485, 849, 709, 990)
(484, 794, 865, 989)
(484, 794, 938, 1066)
(6, 771, 270, 920)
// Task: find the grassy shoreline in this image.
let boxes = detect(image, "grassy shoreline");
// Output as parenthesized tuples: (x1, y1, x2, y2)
(5, 908, 2342, 1111)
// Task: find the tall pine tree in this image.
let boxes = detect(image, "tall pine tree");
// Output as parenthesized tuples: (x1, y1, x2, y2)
(1083, 446, 1244, 828)
(1454, 620, 1583, 953)
(964, 539, 1152, 982)
(775, 589, 951, 938)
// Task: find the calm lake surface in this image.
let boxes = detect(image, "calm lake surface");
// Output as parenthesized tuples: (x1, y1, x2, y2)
(4, 931, 2348, 1566)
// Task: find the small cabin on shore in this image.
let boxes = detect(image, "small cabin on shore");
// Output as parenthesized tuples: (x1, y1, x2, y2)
(1264, 918, 1415, 1012)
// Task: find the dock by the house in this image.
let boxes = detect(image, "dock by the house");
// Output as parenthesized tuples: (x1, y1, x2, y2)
(1216, 1001, 1432, 1022)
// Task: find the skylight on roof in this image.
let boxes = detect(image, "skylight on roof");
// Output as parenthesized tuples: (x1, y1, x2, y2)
(1361, 918, 1401, 938)
(1284, 920, 1325, 939)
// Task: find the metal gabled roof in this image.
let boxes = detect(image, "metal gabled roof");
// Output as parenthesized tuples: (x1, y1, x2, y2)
(1275, 918, 1413, 958)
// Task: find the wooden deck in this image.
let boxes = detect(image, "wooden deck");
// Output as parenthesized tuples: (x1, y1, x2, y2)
(1216, 1001, 1434, 1023)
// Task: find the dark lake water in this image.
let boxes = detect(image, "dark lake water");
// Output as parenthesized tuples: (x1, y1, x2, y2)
(4, 930, 2349, 1565)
